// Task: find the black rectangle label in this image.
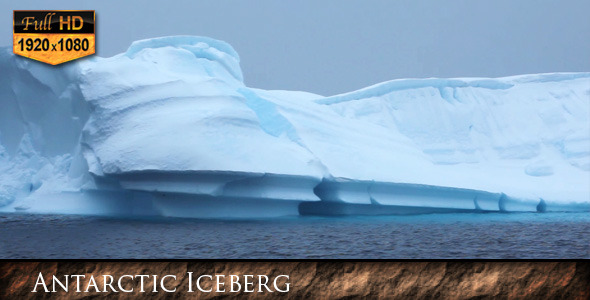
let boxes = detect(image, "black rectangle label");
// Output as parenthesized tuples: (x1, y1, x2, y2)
(13, 11, 94, 34)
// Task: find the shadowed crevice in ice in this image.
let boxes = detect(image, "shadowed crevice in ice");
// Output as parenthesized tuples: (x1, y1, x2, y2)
(314, 178, 503, 209)
(103, 170, 322, 202)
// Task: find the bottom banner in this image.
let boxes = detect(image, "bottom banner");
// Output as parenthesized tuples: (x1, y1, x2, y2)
(1, 261, 588, 299)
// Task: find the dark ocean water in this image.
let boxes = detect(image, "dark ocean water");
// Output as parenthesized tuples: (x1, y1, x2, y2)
(0, 212, 588, 259)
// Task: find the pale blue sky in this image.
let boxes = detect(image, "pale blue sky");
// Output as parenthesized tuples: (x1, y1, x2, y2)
(3, 0, 589, 95)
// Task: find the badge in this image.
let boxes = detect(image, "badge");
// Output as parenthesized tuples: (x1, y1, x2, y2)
(13, 10, 95, 65)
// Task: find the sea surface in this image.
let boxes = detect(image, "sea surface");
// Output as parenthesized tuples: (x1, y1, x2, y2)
(0, 212, 588, 259)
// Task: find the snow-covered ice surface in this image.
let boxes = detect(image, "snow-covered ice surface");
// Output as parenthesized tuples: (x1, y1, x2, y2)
(0, 36, 589, 218)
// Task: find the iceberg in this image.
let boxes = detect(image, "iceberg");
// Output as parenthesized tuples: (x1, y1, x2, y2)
(0, 36, 589, 218)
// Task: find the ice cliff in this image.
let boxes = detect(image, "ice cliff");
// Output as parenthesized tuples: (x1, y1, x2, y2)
(1, 36, 589, 218)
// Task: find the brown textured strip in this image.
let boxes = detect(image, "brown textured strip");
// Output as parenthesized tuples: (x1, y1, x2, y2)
(0, 261, 588, 299)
